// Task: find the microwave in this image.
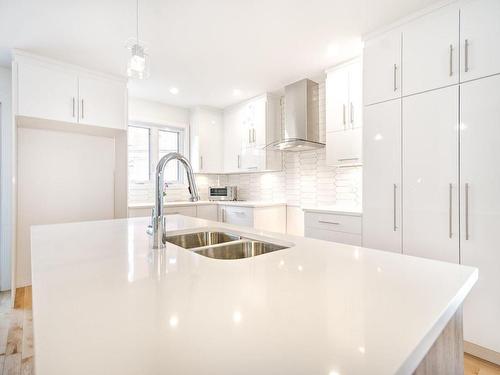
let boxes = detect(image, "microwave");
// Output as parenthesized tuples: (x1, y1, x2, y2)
(208, 186, 237, 201)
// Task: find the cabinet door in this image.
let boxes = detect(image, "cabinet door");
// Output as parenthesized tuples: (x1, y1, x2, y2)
(362, 100, 401, 253)
(461, 0, 500, 82)
(78, 75, 127, 130)
(348, 60, 363, 129)
(164, 206, 197, 217)
(326, 128, 362, 166)
(305, 227, 362, 246)
(402, 86, 459, 263)
(220, 206, 253, 227)
(363, 30, 401, 105)
(326, 66, 349, 132)
(251, 96, 267, 146)
(196, 205, 219, 221)
(223, 108, 243, 172)
(17, 61, 78, 123)
(191, 109, 223, 173)
(461, 75, 500, 353)
(402, 6, 459, 96)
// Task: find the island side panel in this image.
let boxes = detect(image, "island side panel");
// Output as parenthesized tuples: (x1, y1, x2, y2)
(413, 306, 464, 375)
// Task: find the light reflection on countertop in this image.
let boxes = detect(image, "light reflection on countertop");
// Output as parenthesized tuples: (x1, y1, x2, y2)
(30, 216, 476, 375)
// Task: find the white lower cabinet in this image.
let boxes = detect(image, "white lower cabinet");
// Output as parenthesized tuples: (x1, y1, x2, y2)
(460, 75, 500, 354)
(196, 205, 218, 221)
(219, 205, 286, 234)
(362, 99, 402, 253)
(402, 86, 460, 263)
(304, 211, 362, 246)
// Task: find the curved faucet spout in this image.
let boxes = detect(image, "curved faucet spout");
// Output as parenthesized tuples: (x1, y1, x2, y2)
(151, 152, 200, 249)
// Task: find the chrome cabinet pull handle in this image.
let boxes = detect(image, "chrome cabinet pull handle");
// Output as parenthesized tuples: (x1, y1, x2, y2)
(237, 155, 241, 168)
(449, 44, 453, 76)
(393, 64, 397, 92)
(337, 158, 359, 162)
(465, 183, 470, 240)
(200, 156, 203, 170)
(449, 183, 453, 239)
(81, 99, 84, 119)
(464, 39, 469, 73)
(350, 103, 354, 127)
(318, 220, 340, 225)
(343, 104, 346, 129)
(393, 183, 397, 231)
(248, 129, 251, 143)
(72, 97, 76, 117)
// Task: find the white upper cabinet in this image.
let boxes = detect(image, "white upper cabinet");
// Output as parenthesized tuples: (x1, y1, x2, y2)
(78, 74, 127, 130)
(362, 99, 402, 253)
(460, 0, 500, 82)
(402, 86, 459, 264)
(363, 30, 401, 105)
(190, 108, 223, 173)
(14, 52, 127, 130)
(402, 6, 459, 96)
(326, 59, 363, 167)
(326, 59, 362, 132)
(460, 75, 500, 354)
(223, 94, 282, 173)
(326, 65, 349, 132)
(17, 60, 79, 124)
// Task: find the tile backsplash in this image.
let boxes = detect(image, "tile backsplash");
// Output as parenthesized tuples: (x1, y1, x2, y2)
(129, 81, 362, 208)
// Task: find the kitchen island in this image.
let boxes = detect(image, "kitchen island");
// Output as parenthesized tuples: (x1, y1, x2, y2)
(30, 215, 477, 375)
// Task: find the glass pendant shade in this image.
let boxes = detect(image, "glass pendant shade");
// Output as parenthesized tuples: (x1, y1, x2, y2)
(127, 43, 150, 79)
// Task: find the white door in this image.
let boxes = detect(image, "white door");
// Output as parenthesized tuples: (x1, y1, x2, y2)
(17, 61, 78, 123)
(461, 0, 500, 82)
(251, 96, 267, 146)
(223, 108, 243, 172)
(192, 109, 223, 173)
(402, 86, 459, 263)
(78, 74, 127, 130)
(363, 30, 401, 106)
(196, 205, 219, 221)
(362, 99, 402, 253)
(326, 66, 349, 132)
(348, 60, 363, 129)
(461, 75, 500, 353)
(220, 206, 254, 227)
(402, 6, 459, 96)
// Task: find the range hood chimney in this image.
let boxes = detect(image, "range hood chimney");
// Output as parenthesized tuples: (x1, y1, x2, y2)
(267, 79, 324, 151)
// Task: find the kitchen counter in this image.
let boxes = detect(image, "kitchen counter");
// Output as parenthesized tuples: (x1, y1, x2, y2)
(302, 205, 363, 216)
(129, 200, 286, 209)
(31, 216, 477, 375)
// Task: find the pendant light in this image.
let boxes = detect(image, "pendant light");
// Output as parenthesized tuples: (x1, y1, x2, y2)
(126, 0, 150, 79)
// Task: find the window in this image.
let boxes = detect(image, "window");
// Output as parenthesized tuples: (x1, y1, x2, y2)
(128, 123, 185, 185)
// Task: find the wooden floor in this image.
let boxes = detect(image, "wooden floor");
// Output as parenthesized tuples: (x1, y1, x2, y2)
(0, 287, 499, 375)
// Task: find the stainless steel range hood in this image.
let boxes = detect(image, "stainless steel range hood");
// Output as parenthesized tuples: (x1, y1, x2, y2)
(267, 79, 324, 151)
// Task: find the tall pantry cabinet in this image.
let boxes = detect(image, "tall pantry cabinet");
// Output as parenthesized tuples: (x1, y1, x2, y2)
(362, 0, 500, 362)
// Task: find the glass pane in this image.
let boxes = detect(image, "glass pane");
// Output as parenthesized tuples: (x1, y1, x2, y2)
(159, 130, 179, 182)
(128, 126, 150, 181)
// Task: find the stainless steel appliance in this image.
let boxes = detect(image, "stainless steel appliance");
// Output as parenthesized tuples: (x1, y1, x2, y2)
(208, 186, 237, 201)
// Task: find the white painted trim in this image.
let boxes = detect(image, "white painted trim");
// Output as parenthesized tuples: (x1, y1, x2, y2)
(12, 49, 127, 83)
(363, 0, 458, 41)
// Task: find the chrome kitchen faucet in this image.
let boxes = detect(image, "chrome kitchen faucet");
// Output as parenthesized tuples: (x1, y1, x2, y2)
(149, 152, 200, 249)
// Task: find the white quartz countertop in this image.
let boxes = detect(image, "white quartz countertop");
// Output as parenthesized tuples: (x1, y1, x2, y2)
(302, 205, 363, 216)
(31, 216, 477, 375)
(129, 200, 286, 209)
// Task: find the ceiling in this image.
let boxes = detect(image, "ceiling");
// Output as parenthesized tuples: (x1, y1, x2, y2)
(0, 0, 441, 108)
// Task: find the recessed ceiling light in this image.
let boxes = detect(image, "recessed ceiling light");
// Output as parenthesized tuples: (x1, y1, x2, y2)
(169, 87, 179, 95)
(233, 89, 242, 96)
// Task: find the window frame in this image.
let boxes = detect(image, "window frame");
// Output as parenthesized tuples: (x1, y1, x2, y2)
(128, 121, 186, 186)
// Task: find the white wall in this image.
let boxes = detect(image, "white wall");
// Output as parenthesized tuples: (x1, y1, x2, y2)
(128, 97, 190, 129)
(0, 66, 12, 291)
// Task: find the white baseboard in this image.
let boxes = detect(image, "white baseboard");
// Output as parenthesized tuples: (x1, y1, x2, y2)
(465, 341, 500, 366)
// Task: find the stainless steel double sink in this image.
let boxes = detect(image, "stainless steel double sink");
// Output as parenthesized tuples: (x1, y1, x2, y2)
(164, 231, 290, 260)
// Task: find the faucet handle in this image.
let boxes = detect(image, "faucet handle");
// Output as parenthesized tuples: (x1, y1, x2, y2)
(146, 208, 155, 236)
